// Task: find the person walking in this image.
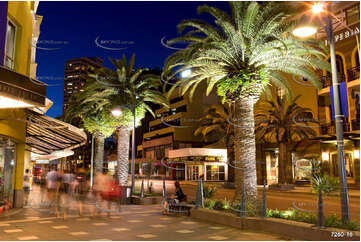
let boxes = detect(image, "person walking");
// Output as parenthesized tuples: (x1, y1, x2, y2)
(74, 168, 89, 216)
(23, 169, 31, 206)
(46, 167, 59, 215)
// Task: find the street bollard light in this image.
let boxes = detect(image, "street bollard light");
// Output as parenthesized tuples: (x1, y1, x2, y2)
(292, 2, 351, 223)
(162, 177, 166, 198)
(317, 185, 325, 229)
(195, 179, 204, 209)
(140, 179, 145, 198)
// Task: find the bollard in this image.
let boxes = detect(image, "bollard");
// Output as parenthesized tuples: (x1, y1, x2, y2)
(261, 179, 266, 218)
(240, 182, 246, 217)
(195, 179, 204, 209)
(140, 179, 145, 198)
(162, 177, 166, 198)
(317, 185, 325, 228)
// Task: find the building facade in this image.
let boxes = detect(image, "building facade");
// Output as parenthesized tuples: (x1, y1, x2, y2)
(0, 2, 86, 209)
(62, 57, 104, 170)
(136, 2, 360, 186)
(63, 56, 104, 111)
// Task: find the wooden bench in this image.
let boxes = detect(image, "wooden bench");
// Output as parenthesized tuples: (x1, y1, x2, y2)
(162, 199, 195, 216)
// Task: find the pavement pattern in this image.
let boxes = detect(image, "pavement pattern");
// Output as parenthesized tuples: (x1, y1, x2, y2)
(0, 204, 294, 241)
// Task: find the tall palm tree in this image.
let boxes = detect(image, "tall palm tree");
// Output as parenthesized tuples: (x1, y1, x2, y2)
(64, 92, 121, 174)
(194, 104, 235, 181)
(163, 2, 330, 201)
(255, 95, 318, 184)
(85, 54, 169, 186)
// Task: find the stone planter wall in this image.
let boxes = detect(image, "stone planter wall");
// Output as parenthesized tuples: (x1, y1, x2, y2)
(132, 196, 163, 205)
(191, 208, 360, 241)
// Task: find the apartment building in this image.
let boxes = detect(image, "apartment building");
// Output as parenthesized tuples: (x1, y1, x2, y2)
(63, 56, 104, 111)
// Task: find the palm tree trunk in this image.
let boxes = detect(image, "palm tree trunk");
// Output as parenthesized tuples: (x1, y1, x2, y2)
(94, 132, 105, 174)
(233, 97, 258, 202)
(278, 142, 288, 184)
(117, 126, 130, 186)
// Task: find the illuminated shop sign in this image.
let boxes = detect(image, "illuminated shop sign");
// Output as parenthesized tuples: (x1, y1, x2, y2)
(167, 156, 223, 162)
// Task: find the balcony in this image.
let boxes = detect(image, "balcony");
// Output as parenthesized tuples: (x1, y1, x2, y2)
(347, 66, 360, 81)
(320, 121, 351, 135)
(320, 73, 346, 88)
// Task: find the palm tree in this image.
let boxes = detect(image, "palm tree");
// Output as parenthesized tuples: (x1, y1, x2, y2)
(194, 104, 235, 181)
(64, 93, 121, 174)
(85, 54, 169, 186)
(163, 2, 330, 201)
(255, 95, 319, 184)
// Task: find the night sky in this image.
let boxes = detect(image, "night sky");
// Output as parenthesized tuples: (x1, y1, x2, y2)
(35, 1, 229, 118)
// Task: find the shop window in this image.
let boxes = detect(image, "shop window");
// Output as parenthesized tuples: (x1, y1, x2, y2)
(4, 20, 16, 69)
(0, 136, 16, 204)
(206, 165, 225, 181)
(346, 5, 360, 26)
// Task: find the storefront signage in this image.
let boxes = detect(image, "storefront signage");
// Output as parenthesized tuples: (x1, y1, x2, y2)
(324, 26, 360, 46)
(167, 156, 223, 163)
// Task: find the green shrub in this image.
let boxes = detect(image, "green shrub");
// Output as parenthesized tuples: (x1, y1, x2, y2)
(204, 199, 215, 209)
(324, 214, 360, 231)
(312, 175, 339, 195)
(266, 209, 282, 218)
(213, 200, 225, 210)
(203, 185, 217, 198)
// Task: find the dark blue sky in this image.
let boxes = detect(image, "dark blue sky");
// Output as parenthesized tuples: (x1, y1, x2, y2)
(36, 1, 229, 118)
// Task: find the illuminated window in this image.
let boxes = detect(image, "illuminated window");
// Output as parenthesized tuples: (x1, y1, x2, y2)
(4, 20, 16, 69)
(67, 82, 73, 86)
(346, 5, 360, 26)
(206, 165, 225, 181)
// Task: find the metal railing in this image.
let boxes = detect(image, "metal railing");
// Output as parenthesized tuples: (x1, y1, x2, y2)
(320, 121, 351, 135)
(347, 66, 360, 81)
(319, 73, 346, 88)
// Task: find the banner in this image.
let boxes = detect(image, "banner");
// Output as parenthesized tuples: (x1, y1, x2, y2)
(330, 82, 349, 120)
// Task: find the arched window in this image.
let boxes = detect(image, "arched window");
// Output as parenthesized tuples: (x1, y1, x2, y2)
(327, 55, 345, 81)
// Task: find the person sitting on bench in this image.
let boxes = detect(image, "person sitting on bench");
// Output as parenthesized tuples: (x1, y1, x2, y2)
(162, 181, 186, 214)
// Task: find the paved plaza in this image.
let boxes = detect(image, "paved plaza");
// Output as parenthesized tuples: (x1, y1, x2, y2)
(0, 204, 293, 241)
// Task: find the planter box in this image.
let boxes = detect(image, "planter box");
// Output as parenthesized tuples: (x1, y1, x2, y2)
(191, 208, 360, 241)
(132, 196, 163, 205)
(269, 184, 295, 191)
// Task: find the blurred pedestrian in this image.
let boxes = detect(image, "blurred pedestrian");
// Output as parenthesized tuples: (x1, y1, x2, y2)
(23, 169, 31, 206)
(94, 169, 112, 215)
(74, 168, 89, 216)
(46, 166, 59, 215)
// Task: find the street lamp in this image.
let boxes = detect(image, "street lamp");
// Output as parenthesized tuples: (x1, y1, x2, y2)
(181, 69, 192, 78)
(293, 2, 350, 222)
(111, 104, 137, 194)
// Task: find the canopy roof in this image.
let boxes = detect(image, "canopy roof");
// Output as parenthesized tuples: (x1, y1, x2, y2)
(26, 111, 87, 155)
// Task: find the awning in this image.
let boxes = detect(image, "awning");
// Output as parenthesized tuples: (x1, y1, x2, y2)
(26, 110, 87, 155)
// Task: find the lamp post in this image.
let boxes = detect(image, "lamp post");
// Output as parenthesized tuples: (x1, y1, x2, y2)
(293, 2, 350, 222)
(111, 104, 136, 194)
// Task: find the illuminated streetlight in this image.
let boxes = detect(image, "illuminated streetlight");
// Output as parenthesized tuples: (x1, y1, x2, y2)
(181, 69, 192, 78)
(293, 2, 350, 223)
(292, 26, 317, 38)
(312, 2, 324, 14)
(111, 108, 122, 117)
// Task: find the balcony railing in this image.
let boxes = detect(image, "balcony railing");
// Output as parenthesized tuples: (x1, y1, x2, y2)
(320, 121, 351, 135)
(320, 73, 346, 88)
(347, 66, 360, 81)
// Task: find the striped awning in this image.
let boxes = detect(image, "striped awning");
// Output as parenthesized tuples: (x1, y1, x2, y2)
(26, 111, 87, 155)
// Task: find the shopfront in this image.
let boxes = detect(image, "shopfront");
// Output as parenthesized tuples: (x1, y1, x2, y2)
(0, 135, 16, 204)
(167, 148, 228, 181)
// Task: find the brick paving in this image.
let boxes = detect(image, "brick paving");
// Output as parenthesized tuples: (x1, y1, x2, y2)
(0, 204, 294, 241)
